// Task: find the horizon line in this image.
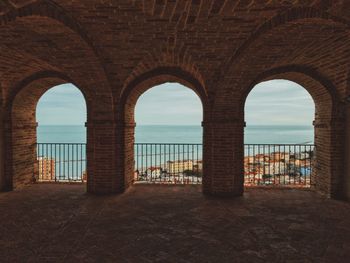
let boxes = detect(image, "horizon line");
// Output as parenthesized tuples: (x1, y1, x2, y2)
(38, 124, 314, 126)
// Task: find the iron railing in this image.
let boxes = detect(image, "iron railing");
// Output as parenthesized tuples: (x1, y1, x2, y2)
(36, 143, 86, 182)
(36, 143, 314, 187)
(244, 144, 314, 187)
(134, 143, 203, 184)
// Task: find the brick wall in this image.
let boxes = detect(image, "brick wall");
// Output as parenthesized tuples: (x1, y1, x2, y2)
(0, 1, 350, 199)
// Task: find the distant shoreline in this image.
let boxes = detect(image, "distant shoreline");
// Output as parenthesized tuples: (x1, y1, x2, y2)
(38, 124, 314, 127)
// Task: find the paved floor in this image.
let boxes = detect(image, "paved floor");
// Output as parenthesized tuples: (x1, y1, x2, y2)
(0, 184, 350, 263)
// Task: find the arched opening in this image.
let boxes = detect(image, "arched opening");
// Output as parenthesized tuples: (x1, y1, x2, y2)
(134, 83, 203, 184)
(36, 84, 87, 182)
(244, 79, 315, 187)
(241, 68, 341, 198)
(120, 70, 208, 190)
(7, 77, 88, 189)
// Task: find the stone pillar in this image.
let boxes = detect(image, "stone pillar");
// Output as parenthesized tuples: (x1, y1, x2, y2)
(86, 120, 119, 194)
(202, 118, 245, 197)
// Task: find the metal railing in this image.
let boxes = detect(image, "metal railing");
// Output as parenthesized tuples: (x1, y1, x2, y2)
(36, 143, 86, 182)
(244, 144, 314, 187)
(36, 143, 314, 187)
(134, 143, 203, 184)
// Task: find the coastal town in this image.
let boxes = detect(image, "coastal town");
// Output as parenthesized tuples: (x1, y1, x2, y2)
(37, 157, 87, 182)
(133, 148, 314, 186)
(37, 147, 314, 187)
(244, 150, 313, 186)
(134, 159, 203, 184)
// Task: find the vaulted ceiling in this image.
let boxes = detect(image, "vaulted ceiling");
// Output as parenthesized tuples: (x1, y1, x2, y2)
(1, 0, 350, 105)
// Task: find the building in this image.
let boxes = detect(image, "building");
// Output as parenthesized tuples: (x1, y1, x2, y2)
(37, 157, 55, 181)
(145, 166, 162, 178)
(82, 170, 87, 182)
(193, 160, 203, 171)
(166, 160, 193, 174)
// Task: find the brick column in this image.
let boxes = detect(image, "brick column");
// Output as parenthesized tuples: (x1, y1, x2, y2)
(4, 121, 38, 189)
(202, 118, 245, 197)
(313, 117, 345, 198)
(313, 118, 332, 196)
(119, 121, 136, 190)
(329, 117, 345, 199)
(86, 120, 119, 194)
(344, 106, 350, 200)
(0, 107, 4, 191)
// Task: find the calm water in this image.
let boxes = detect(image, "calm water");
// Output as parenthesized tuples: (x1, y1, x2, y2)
(37, 125, 314, 144)
(36, 125, 313, 182)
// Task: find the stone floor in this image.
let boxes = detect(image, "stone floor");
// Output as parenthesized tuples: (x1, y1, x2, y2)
(0, 184, 350, 262)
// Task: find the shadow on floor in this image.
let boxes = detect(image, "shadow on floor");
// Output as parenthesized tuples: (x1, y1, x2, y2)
(0, 183, 350, 262)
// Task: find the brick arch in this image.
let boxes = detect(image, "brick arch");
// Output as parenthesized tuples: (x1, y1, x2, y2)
(210, 7, 350, 95)
(122, 44, 206, 97)
(0, 1, 93, 52)
(226, 7, 350, 73)
(241, 66, 344, 198)
(120, 67, 208, 124)
(118, 67, 209, 191)
(0, 0, 114, 89)
(3, 70, 90, 190)
(240, 65, 340, 118)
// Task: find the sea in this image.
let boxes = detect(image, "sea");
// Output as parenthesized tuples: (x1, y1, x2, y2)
(37, 125, 314, 144)
(36, 125, 314, 182)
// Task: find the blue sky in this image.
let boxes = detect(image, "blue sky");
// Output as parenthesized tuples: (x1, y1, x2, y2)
(36, 80, 315, 126)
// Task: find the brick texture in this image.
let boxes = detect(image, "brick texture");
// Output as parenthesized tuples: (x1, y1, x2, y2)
(0, 1, 349, 198)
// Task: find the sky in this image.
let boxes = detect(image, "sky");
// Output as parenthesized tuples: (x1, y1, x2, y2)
(135, 83, 202, 125)
(245, 80, 315, 125)
(36, 84, 87, 125)
(36, 80, 315, 126)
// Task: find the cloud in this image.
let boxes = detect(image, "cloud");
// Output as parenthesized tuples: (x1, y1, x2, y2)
(36, 84, 87, 125)
(135, 83, 203, 125)
(36, 80, 315, 126)
(245, 79, 315, 125)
